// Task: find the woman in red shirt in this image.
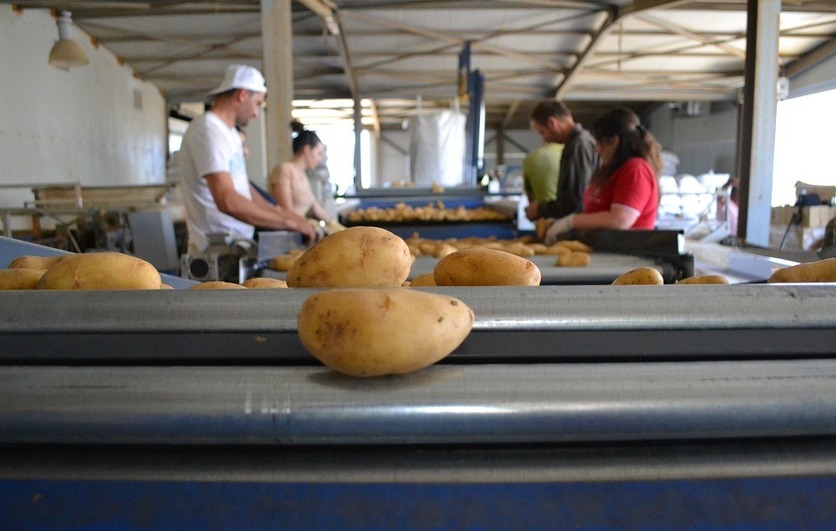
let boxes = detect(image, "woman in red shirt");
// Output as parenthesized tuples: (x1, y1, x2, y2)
(544, 107, 662, 243)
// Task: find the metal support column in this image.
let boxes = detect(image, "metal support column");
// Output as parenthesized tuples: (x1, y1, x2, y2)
(738, 0, 780, 247)
(261, 0, 294, 172)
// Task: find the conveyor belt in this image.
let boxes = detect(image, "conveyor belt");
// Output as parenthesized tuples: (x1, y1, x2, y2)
(1, 360, 835, 445)
(1, 284, 833, 363)
(407, 253, 665, 284)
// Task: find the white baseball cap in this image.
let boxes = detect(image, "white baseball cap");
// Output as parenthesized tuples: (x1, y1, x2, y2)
(208, 64, 267, 95)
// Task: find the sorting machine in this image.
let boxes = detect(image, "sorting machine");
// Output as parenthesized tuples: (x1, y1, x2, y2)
(1, 271, 835, 526)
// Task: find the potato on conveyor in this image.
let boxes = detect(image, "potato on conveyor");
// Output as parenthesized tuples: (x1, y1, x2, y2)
(297, 288, 474, 377)
(7, 255, 66, 270)
(287, 226, 412, 288)
(241, 277, 288, 289)
(556, 251, 591, 267)
(767, 257, 836, 283)
(434, 247, 541, 286)
(0, 268, 48, 290)
(37, 252, 161, 290)
(676, 274, 730, 285)
(556, 240, 593, 253)
(410, 272, 436, 287)
(268, 254, 299, 272)
(189, 281, 247, 289)
(611, 266, 664, 286)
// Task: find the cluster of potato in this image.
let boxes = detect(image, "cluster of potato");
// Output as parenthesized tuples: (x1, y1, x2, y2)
(1, 253, 164, 290)
(612, 257, 836, 285)
(611, 267, 731, 286)
(344, 201, 510, 223)
(404, 234, 593, 268)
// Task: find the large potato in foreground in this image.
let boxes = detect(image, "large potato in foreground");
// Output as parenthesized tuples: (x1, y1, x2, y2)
(0, 269, 47, 290)
(434, 247, 541, 286)
(298, 289, 474, 377)
(768, 257, 836, 283)
(37, 252, 161, 290)
(287, 226, 411, 288)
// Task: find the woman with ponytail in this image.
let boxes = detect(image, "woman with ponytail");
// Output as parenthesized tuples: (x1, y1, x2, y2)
(268, 121, 345, 233)
(543, 107, 662, 244)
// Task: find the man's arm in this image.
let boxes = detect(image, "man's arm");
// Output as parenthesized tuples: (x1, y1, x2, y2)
(206, 172, 316, 240)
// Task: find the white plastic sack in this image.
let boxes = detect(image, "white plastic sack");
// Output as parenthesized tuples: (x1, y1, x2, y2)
(407, 110, 466, 187)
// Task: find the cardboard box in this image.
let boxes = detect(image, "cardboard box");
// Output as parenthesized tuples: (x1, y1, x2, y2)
(795, 182, 836, 203)
(770, 225, 826, 251)
(770, 205, 836, 228)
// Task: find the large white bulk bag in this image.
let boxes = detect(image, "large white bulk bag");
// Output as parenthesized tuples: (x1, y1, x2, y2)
(407, 110, 466, 187)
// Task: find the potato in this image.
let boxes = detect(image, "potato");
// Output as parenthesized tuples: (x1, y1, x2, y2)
(676, 274, 730, 285)
(434, 247, 541, 286)
(297, 288, 474, 377)
(242, 277, 288, 289)
(556, 240, 593, 253)
(501, 242, 535, 257)
(7, 255, 66, 270)
(529, 243, 548, 254)
(37, 252, 161, 290)
(541, 243, 572, 256)
(269, 254, 299, 272)
(0, 268, 47, 290)
(433, 242, 458, 258)
(768, 257, 836, 283)
(286, 226, 412, 288)
(556, 251, 591, 267)
(410, 272, 436, 287)
(611, 266, 664, 286)
(189, 281, 247, 289)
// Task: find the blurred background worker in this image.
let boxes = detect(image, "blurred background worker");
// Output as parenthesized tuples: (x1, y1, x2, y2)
(523, 142, 563, 206)
(178, 64, 315, 254)
(268, 121, 345, 234)
(526, 100, 599, 221)
(543, 107, 663, 244)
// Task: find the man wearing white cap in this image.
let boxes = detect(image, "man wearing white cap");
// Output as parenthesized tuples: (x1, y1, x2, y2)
(178, 64, 315, 254)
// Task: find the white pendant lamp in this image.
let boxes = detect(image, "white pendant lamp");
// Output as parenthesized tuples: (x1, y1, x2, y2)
(48, 11, 89, 69)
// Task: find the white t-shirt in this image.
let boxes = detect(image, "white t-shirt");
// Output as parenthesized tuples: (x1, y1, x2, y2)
(178, 111, 254, 253)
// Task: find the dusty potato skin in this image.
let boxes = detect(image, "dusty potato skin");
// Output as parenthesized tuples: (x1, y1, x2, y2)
(242, 277, 288, 289)
(768, 257, 836, 283)
(434, 247, 541, 286)
(37, 252, 161, 290)
(676, 274, 730, 285)
(298, 288, 474, 377)
(8, 255, 66, 270)
(287, 226, 412, 288)
(189, 281, 247, 290)
(0, 269, 48, 290)
(611, 266, 664, 285)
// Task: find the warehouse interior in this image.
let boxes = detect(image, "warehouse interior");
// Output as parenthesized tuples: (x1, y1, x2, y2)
(1, 1, 835, 528)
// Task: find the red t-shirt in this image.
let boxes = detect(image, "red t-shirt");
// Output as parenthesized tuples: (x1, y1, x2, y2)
(582, 157, 658, 229)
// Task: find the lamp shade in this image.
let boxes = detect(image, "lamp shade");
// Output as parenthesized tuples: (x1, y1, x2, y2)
(48, 39, 89, 68)
(48, 11, 88, 69)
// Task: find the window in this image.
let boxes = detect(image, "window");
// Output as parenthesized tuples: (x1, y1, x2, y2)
(773, 88, 836, 206)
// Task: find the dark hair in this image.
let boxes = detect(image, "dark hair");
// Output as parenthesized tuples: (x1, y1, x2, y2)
(530, 100, 572, 125)
(290, 120, 322, 155)
(589, 107, 662, 186)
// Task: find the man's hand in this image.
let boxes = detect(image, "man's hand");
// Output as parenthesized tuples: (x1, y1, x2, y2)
(524, 201, 540, 221)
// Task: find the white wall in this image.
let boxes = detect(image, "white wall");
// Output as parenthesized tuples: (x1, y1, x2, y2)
(0, 7, 166, 228)
(645, 102, 739, 177)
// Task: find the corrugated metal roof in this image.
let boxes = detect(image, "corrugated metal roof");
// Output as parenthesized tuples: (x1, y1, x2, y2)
(8, 1, 836, 129)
